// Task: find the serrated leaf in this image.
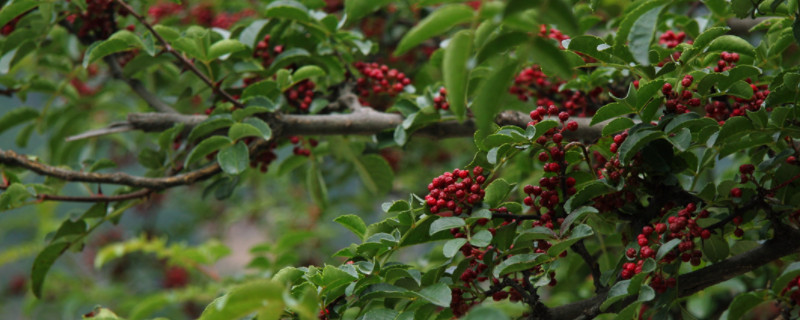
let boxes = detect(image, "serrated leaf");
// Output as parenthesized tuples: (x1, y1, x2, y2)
(344, 0, 393, 22)
(493, 253, 547, 278)
(217, 141, 249, 175)
(443, 30, 472, 121)
(600, 279, 630, 311)
(85, 31, 144, 67)
(547, 224, 594, 257)
(705, 35, 756, 57)
(412, 282, 451, 307)
(188, 116, 234, 142)
(443, 238, 468, 258)
(263, 0, 310, 22)
(473, 60, 518, 135)
(31, 241, 70, 298)
(334, 214, 367, 240)
(530, 36, 573, 79)
(618, 129, 665, 164)
(197, 279, 285, 320)
(0, 106, 38, 136)
(306, 160, 328, 209)
(429, 217, 466, 235)
(702, 234, 729, 262)
(242, 80, 279, 101)
(185, 136, 233, 167)
(0, 0, 38, 30)
(564, 180, 615, 212)
(774, 262, 800, 295)
(469, 230, 492, 247)
(292, 65, 326, 84)
(727, 292, 764, 320)
(627, 4, 664, 65)
(656, 238, 681, 260)
(394, 4, 474, 55)
(352, 154, 394, 195)
(715, 116, 753, 146)
(483, 178, 512, 208)
(0, 183, 31, 211)
(602, 117, 636, 136)
(206, 39, 246, 61)
(591, 102, 634, 125)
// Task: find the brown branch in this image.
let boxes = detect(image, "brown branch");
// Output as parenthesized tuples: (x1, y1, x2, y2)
(67, 110, 603, 142)
(571, 239, 606, 293)
(0, 148, 221, 189)
(104, 56, 178, 114)
(548, 227, 800, 320)
(112, 0, 244, 109)
(38, 188, 153, 202)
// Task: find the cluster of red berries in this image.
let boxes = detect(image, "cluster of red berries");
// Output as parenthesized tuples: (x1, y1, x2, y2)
(539, 24, 569, 49)
(147, 3, 253, 29)
(290, 136, 317, 157)
(249, 142, 278, 173)
(658, 30, 688, 49)
(609, 130, 629, 154)
(714, 51, 739, 72)
(286, 80, 317, 111)
(779, 274, 800, 306)
(253, 35, 284, 67)
(433, 87, 449, 110)
(354, 62, 411, 99)
(424, 166, 486, 215)
(66, 0, 128, 40)
(510, 66, 604, 117)
(661, 78, 699, 114)
(71, 78, 98, 96)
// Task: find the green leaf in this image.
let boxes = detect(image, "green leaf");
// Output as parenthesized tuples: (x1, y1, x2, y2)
(51, 219, 88, 243)
(0, 183, 31, 211)
(353, 154, 394, 195)
(602, 117, 636, 136)
(31, 241, 70, 298)
(702, 234, 729, 262)
(563, 180, 615, 212)
(443, 30, 472, 121)
(197, 279, 285, 320)
(705, 35, 756, 57)
(469, 230, 493, 247)
(429, 217, 466, 235)
(503, 0, 579, 36)
(185, 136, 233, 167)
(263, 0, 310, 22)
(473, 60, 519, 135)
(493, 253, 547, 278)
(217, 141, 249, 175)
(0, 0, 38, 30)
(618, 129, 665, 165)
(238, 19, 269, 48)
(560, 206, 598, 236)
(565, 35, 617, 63)
(292, 65, 326, 84)
(727, 292, 764, 320)
(394, 4, 474, 55)
(476, 31, 528, 63)
(656, 238, 681, 260)
(464, 306, 511, 320)
(638, 285, 655, 302)
(228, 123, 263, 141)
(188, 116, 234, 142)
(774, 262, 800, 295)
(334, 214, 367, 240)
(84, 31, 143, 67)
(344, 0, 393, 22)
(242, 80, 279, 101)
(715, 116, 753, 146)
(206, 39, 246, 61)
(138, 148, 165, 169)
(0, 106, 38, 136)
(627, 4, 664, 65)
(614, 0, 669, 57)
(443, 238, 468, 258)
(600, 279, 630, 311)
(80, 203, 107, 220)
(412, 282, 451, 307)
(547, 224, 594, 257)
(306, 160, 328, 210)
(268, 48, 310, 74)
(530, 36, 573, 79)
(483, 178, 513, 208)
(591, 102, 635, 126)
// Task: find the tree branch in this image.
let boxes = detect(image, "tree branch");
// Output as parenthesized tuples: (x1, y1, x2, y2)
(104, 56, 178, 114)
(113, 0, 244, 109)
(66, 110, 603, 141)
(37, 188, 153, 202)
(548, 226, 800, 320)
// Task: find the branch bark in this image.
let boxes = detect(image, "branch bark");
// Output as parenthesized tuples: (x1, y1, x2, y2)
(548, 227, 800, 320)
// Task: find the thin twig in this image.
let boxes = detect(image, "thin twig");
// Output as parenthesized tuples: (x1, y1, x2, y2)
(104, 56, 178, 114)
(113, 0, 244, 109)
(38, 188, 153, 202)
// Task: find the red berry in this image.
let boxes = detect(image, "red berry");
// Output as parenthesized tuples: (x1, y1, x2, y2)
(662, 83, 673, 94)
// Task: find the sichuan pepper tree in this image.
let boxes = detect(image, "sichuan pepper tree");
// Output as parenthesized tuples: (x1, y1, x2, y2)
(1, 0, 800, 319)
